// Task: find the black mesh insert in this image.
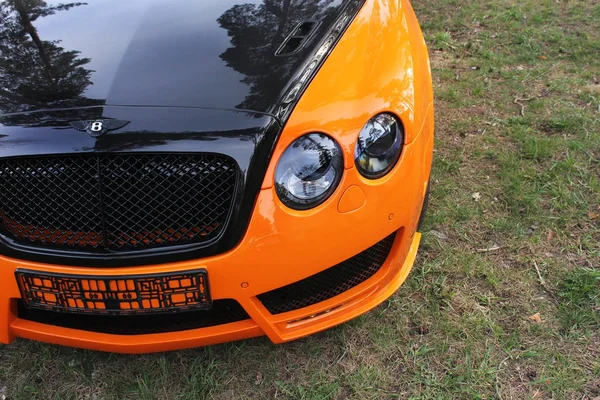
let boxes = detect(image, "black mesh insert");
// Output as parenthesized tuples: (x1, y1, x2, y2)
(0, 154, 237, 253)
(17, 299, 250, 335)
(257, 233, 396, 315)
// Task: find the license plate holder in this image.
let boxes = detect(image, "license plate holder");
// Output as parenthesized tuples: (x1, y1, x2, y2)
(15, 269, 211, 315)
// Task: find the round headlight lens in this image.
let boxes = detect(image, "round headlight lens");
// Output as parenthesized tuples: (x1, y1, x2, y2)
(275, 133, 344, 210)
(354, 113, 404, 179)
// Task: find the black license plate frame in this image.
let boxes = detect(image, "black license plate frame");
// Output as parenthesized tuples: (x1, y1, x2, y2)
(15, 269, 211, 315)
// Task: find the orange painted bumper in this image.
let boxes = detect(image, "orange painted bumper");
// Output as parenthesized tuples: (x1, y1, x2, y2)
(0, 0, 434, 353)
(1, 232, 421, 354)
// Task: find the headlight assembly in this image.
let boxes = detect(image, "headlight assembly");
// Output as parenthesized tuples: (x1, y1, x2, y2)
(354, 113, 404, 179)
(275, 133, 344, 210)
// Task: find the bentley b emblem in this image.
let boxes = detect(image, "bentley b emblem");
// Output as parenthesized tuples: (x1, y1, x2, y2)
(70, 119, 130, 138)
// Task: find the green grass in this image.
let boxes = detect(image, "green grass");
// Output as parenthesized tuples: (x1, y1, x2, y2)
(1, 0, 600, 398)
(558, 268, 600, 332)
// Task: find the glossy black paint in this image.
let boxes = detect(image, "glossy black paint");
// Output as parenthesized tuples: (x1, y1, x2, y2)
(0, 107, 280, 267)
(0, 0, 351, 118)
(0, 0, 366, 266)
(0, 107, 274, 158)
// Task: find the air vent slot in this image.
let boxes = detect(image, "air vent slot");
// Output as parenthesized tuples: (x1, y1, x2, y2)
(275, 20, 321, 57)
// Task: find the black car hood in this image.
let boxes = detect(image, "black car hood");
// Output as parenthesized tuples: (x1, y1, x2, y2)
(0, 0, 351, 118)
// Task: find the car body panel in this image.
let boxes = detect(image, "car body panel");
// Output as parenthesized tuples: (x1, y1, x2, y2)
(0, 0, 355, 116)
(0, 107, 275, 158)
(261, 0, 433, 186)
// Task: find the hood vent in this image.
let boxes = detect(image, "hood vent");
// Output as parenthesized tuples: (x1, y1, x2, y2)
(275, 20, 321, 57)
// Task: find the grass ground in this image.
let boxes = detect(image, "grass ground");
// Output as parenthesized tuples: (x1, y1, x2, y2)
(1, 0, 599, 398)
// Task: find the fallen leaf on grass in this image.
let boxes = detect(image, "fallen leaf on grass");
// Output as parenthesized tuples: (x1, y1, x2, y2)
(428, 230, 448, 240)
(472, 192, 481, 201)
(589, 211, 599, 220)
(476, 244, 501, 252)
(547, 229, 554, 241)
(529, 313, 542, 323)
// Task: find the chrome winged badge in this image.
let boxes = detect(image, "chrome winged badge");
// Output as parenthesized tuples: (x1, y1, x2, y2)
(69, 119, 130, 138)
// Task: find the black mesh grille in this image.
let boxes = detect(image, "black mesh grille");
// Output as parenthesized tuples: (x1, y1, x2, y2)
(0, 154, 237, 253)
(257, 233, 396, 315)
(17, 299, 250, 335)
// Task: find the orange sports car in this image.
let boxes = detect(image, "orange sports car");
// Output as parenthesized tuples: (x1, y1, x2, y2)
(0, 0, 433, 353)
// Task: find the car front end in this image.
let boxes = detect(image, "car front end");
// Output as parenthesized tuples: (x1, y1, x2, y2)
(0, 0, 433, 353)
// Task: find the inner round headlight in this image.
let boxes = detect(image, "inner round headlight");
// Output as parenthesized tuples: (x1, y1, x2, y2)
(275, 133, 344, 210)
(354, 113, 404, 179)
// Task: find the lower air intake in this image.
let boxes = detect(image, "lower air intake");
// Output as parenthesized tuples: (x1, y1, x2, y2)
(17, 299, 250, 335)
(257, 233, 397, 315)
